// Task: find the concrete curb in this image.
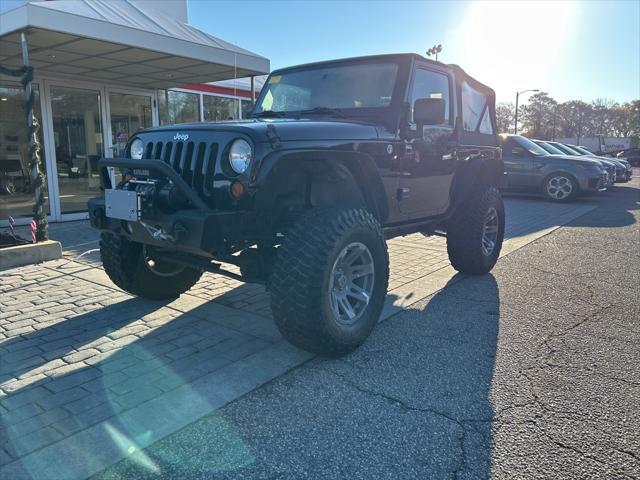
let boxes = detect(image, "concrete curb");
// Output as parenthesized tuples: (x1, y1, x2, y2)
(0, 240, 63, 270)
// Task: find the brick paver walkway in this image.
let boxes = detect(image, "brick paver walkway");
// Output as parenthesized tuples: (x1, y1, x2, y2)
(1, 197, 597, 479)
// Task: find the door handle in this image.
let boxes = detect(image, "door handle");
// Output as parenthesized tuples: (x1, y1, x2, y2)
(533, 162, 544, 169)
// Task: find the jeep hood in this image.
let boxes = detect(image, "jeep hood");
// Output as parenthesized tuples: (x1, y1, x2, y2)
(144, 118, 380, 143)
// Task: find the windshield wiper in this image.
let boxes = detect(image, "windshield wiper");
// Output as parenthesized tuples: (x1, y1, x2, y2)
(297, 107, 346, 118)
(252, 110, 288, 118)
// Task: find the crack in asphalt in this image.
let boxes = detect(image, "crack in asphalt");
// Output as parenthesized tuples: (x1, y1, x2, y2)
(516, 260, 635, 293)
(303, 364, 474, 478)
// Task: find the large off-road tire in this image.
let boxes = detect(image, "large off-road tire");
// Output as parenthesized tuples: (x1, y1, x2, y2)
(100, 232, 202, 300)
(542, 172, 578, 202)
(446, 186, 505, 275)
(270, 208, 389, 356)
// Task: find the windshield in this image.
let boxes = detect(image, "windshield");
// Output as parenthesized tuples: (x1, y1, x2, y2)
(554, 143, 582, 155)
(536, 141, 565, 155)
(572, 145, 594, 155)
(513, 136, 549, 156)
(254, 62, 399, 116)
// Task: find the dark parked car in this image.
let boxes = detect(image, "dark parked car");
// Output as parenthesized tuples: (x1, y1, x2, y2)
(500, 134, 606, 201)
(565, 144, 631, 182)
(534, 140, 615, 188)
(617, 148, 640, 167)
(571, 145, 632, 182)
(548, 142, 628, 183)
(88, 53, 506, 355)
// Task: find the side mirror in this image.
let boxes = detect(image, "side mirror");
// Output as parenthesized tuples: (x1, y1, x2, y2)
(511, 147, 525, 156)
(414, 98, 445, 130)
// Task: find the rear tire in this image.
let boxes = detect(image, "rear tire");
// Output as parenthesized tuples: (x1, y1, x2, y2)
(446, 187, 505, 275)
(270, 208, 389, 356)
(100, 232, 202, 300)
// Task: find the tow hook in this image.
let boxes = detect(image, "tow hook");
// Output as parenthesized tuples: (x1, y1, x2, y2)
(140, 221, 176, 243)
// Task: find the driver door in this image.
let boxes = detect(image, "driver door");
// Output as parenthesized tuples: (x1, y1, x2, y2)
(399, 66, 455, 219)
(501, 138, 535, 189)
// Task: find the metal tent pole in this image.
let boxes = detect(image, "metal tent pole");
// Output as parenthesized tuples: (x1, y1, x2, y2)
(20, 31, 48, 240)
(250, 76, 256, 106)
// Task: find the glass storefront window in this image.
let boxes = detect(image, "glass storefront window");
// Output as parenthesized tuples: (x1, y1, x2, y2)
(203, 95, 238, 122)
(158, 89, 200, 125)
(109, 92, 153, 187)
(241, 99, 253, 119)
(0, 83, 49, 220)
(50, 86, 104, 215)
(109, 93, 152, 157)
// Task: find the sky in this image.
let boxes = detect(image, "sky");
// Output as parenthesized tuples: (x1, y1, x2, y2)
(188, 0, 640, 105)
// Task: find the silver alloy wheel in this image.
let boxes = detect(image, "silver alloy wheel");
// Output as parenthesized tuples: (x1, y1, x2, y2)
(481, 207, 499, 256)
(142, 245, 184, 277)
(546, 175, 573, 200)
(329, 242, 376, 326)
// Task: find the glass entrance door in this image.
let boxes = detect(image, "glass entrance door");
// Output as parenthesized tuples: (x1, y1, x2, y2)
(0, 82, 50, 222)
(50, 86, 104, 216)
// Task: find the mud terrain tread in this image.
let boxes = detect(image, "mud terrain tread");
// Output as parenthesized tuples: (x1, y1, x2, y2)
(446, 187, 504, 275)
(270, 208, 388, 355)
(100, 232, 201, 299)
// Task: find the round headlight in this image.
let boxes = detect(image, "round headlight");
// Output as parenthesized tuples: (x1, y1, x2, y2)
(228, 139, 252, 174)
(130, 138, 144, 160)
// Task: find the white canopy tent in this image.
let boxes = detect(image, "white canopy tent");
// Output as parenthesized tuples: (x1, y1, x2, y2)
(0, 0, 270, 226)
(0, 0, 269, 88)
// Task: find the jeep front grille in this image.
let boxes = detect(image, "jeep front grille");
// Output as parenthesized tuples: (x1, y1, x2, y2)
(143, 141, 218, 206)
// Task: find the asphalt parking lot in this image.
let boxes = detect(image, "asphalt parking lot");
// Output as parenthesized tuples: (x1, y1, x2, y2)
(1, 175, 639, 479)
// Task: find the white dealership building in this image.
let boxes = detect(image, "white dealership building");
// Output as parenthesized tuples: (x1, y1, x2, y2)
(0, 0, 269, 224)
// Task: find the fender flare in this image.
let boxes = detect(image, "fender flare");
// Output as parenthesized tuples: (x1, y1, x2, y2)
(253, 148, 390, 221)
(450, 155, 504, 208)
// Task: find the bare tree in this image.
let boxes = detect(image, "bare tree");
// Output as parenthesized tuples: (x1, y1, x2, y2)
(496, 102, 515, 134)
(590, 98, 617, 137)
(558, 100, 592, 143)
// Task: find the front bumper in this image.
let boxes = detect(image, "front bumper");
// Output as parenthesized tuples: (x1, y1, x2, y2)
(89, 197, 264, 256)
(614, 168, 627, 182)
(87, 157, 265, 256)
(583, 173, 608, 193)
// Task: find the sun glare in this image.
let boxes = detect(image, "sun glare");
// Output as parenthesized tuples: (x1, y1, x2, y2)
(452, 1, 579, 101)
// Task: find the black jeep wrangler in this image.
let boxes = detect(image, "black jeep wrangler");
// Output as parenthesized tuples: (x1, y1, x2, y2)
(88, 54, 505, 356)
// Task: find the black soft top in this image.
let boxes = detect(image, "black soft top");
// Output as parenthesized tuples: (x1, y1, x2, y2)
(270, 53, 495, 98)
(267, 54, 498, 146)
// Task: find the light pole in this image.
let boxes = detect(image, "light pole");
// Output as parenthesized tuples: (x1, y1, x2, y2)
(426, 44, 442, 61)
(514, 89, 539, 135)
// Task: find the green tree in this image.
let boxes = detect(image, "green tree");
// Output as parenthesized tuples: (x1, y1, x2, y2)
(520, 92, 557, 139)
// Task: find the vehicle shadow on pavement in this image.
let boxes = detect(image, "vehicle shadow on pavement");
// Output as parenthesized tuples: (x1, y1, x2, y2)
(1, 273, 498, 479)
(504, 187, 637, 229)
(170, 273, 500, 479)
(164, 273, 501, 480)
(315, 272, 501, 478)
